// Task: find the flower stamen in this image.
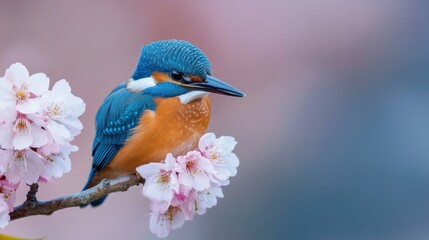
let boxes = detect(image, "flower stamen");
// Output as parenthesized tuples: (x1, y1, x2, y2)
(14, 84, 30, 102)
(13, 118, 31, 135)
(157, 172, 170, 184)
(13, 150, 25, 161)
(47, 102, 66, 118)
(13, 150, 28, 173)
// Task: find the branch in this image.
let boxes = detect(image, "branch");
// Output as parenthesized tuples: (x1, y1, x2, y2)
(10, 174, 144, 221)
(23, 183, 39, 207)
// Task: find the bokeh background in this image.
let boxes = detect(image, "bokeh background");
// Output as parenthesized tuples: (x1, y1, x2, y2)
(1, 1, 429, 239)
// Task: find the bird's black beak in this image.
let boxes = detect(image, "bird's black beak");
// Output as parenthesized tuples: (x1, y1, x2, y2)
(192, 75, 245, 97)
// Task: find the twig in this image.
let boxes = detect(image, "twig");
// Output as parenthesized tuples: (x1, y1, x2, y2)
(22, 183, 39, 208)
(10, 174, 144, 221)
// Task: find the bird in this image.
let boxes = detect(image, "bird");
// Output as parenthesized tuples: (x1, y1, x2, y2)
(82, 40, 244, 207)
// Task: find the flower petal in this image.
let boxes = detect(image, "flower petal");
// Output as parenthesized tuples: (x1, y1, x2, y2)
(163, 153, 176, 171)
(52, 79, 71, 97)
(30, 125, 48, 147)
(150, 201, 170, 213)
(5, 63, 29, 86)
(0, 107, 17, 125)
(198, 132, 216, 153)
(28, 73, 49, 96)
(47, 121, 71, 142)
(178, 172, 193, 187)
(0, 80, 14, 109)
(192, 172, 210, 191)
(0, 128, 14, 149)
(58, 118, 83, 136)
(142, 175, 174, 203)
(66, 95, 86, 118)
(20, 150, 43, 184)
(20, 159, 40, 184)
(0, 150, 13, 173)
(149, 212, 170, 238)
(198, 156, 215, 173)
(16, 98, 40, 114)
(27, 112, 48, 127)
(136, 163, 162, 178)
(13, 133, 33, 150)
(218, 136, 237, 152)
(170, 208, 186, 230)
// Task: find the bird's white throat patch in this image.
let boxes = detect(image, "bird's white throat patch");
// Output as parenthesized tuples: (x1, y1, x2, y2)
(126, 77, 157, 92)
(179, 91, 209, 104)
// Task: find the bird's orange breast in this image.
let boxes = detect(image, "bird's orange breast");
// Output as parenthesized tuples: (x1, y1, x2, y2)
(94, 96, 211, 180)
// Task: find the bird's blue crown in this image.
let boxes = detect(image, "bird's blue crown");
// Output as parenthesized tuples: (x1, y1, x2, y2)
(132, 40, 211, 80)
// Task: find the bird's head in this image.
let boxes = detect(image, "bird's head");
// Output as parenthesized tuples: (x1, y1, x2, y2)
(127, 40, 244, 103)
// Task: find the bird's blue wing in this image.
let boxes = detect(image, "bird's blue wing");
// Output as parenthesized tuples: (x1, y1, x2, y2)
(91, 83, 156, 172)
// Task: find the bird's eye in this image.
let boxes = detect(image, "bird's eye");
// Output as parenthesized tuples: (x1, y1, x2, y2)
(171, 71, 182, 81)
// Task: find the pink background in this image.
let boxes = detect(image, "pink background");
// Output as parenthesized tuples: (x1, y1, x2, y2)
(1, 1, 429, 239)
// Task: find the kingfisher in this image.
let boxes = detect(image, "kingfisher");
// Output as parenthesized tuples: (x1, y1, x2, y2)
(82, 40, 244, 206)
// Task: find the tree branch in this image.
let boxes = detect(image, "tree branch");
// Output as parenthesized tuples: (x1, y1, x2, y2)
(10, 174, 144, 221)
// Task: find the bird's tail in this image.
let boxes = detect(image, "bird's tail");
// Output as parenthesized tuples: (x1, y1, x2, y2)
(80, 168, 109, 207)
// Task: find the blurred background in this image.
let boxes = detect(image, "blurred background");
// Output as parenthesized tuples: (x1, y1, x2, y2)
(1, 0, 429, 239)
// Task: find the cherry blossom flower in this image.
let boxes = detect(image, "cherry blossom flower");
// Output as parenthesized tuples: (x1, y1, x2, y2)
(41, 143, 78, 180)
(0, 149, 44, 184)
(0, 176, 18, 212)
(27, 79, 85, 146)
(147, 153, 225, 238)
(0, 109, 48, 150)
(198, 133, 239, 185)
(0, 63, 85, 185)
(0, 62, 86, 230)
(150, 186, 194, 219)
(39, 79, 85, 140)
(0, 63, 49, 114)
(0, 198, 10, 229)
(176, 151, 214, 191)
(137, 153, 179, 204)
(137, 132, 240, 238)
(38, 133, 61, 156)
(170, 186, 195, 220)
(191, 186, 224, 215)
(149, 205, 187, 238)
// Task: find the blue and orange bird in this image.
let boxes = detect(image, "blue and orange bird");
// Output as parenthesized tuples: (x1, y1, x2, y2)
(82, 40, 244, 206)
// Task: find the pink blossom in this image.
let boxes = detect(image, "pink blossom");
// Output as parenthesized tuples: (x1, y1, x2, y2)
(0, 110, 48, 150)
(191, 186, 224, 215)
(170, 186, 195, 220)
(199, 133, 239, 185)
(138, 133, 240, 238)
(0, 63, 87, 230)
(41, 143, 78, 181)
(0, 176, 18, 212)
(136, 154, 179, 204)
(0, 63, 49, 114)
(39, 79, 85, 140)
(38, 133, 61, 156)
(149, 206, 187, 238)
(0, 149, 44, 184)
(176, 151, 214, 191)
(150, 187, 194, 220)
